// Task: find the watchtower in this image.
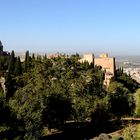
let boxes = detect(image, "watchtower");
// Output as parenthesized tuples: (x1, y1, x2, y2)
(94, 53, 116, 86)
(0, 41, 3, 53)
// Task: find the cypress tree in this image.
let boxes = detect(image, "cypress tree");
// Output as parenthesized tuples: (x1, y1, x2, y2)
(5, 72, 15, 99)
(32, 53, 35, 61)
(43, 54, 47, 60)
(14, 56, 22, 76)
(0, 56, 4, 70)
(24, 51, 30, 73)
(8, 50, 15, 75)
(36, 55, 42, 61)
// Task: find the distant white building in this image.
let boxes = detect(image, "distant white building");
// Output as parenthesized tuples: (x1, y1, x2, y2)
(80, 53, 94, 64)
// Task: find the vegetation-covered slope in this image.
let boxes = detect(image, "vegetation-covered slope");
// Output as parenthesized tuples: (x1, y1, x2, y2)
(0, 51, 139, 139)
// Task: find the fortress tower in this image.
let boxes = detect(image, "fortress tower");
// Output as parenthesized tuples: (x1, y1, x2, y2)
(80, 53, 116, 87)
(0, 41, 9, 56)
(0, 40, 3, 53)
(80, 53, 94, 64)
(94, 53, 116, 86)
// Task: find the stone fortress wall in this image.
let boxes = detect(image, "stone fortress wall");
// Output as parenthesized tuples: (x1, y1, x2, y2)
(0, 41, 10, 56)
(80, 53, 116, 86)
(80, 53, 94, 64)
(94, 54, 115, 74)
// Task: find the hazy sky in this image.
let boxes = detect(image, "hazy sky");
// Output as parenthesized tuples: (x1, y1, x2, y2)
(0, 0, 140, 55)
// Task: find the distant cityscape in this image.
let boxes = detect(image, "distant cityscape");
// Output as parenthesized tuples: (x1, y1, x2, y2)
(116, 56, 140, 83)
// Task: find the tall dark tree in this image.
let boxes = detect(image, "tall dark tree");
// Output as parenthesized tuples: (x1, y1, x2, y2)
(5, 73, 16, 98)
(44, 93, 72, 129)
(8, 50, 15, 75)
(14, 56, 22, 76)
(36, 55, 42, 62)
(43, 54, 47, 61)
(32, 53, 35, 61)
(24, 51, 30, 73)
(108, 82, 134, 117)
(0, 56, 5, 71)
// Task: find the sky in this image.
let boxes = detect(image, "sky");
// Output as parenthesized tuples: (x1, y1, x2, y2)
(0, 0, 140, 55)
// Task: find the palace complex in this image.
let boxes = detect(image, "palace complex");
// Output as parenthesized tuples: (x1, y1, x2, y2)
(80, 53, 116, 86)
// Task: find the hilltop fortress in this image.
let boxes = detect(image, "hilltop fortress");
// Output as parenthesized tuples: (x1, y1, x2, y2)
(0, 40, 115, 87)
(80, 53, 116, 86)
(0, 41, 9, 56)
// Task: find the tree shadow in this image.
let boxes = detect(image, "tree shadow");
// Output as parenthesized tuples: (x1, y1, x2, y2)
(42, 120, 123, 140)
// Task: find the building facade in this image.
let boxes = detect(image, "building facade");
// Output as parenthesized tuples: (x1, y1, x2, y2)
(81, 53, 116, 86)
(80, 53, 94, 64)
(0, 41, 10, 56)
(0, 40, 3, 53)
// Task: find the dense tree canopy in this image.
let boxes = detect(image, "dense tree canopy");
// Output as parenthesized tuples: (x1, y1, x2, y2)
(0, 52, 139, 139)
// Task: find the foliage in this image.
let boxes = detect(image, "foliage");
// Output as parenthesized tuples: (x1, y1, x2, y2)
(5, 73, 16, 98)
(0, 52, 139, 139)
(9, 84, 44, 139)
(91, 96, 111, 125)
(134, 88, 140, 117)
(8, 50, 15, 75)
(122, 124, 140, 140)
(116, 68, 139, 93)
(24, 51, 31, 73)
(108, 82, 134, 117)
(44, 93, 72, 129)
(14, 56, 22, 76)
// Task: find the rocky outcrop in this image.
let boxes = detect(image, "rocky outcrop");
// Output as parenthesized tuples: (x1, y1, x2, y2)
(91, 133, 123, 140)
(0, 77, 6, 95)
